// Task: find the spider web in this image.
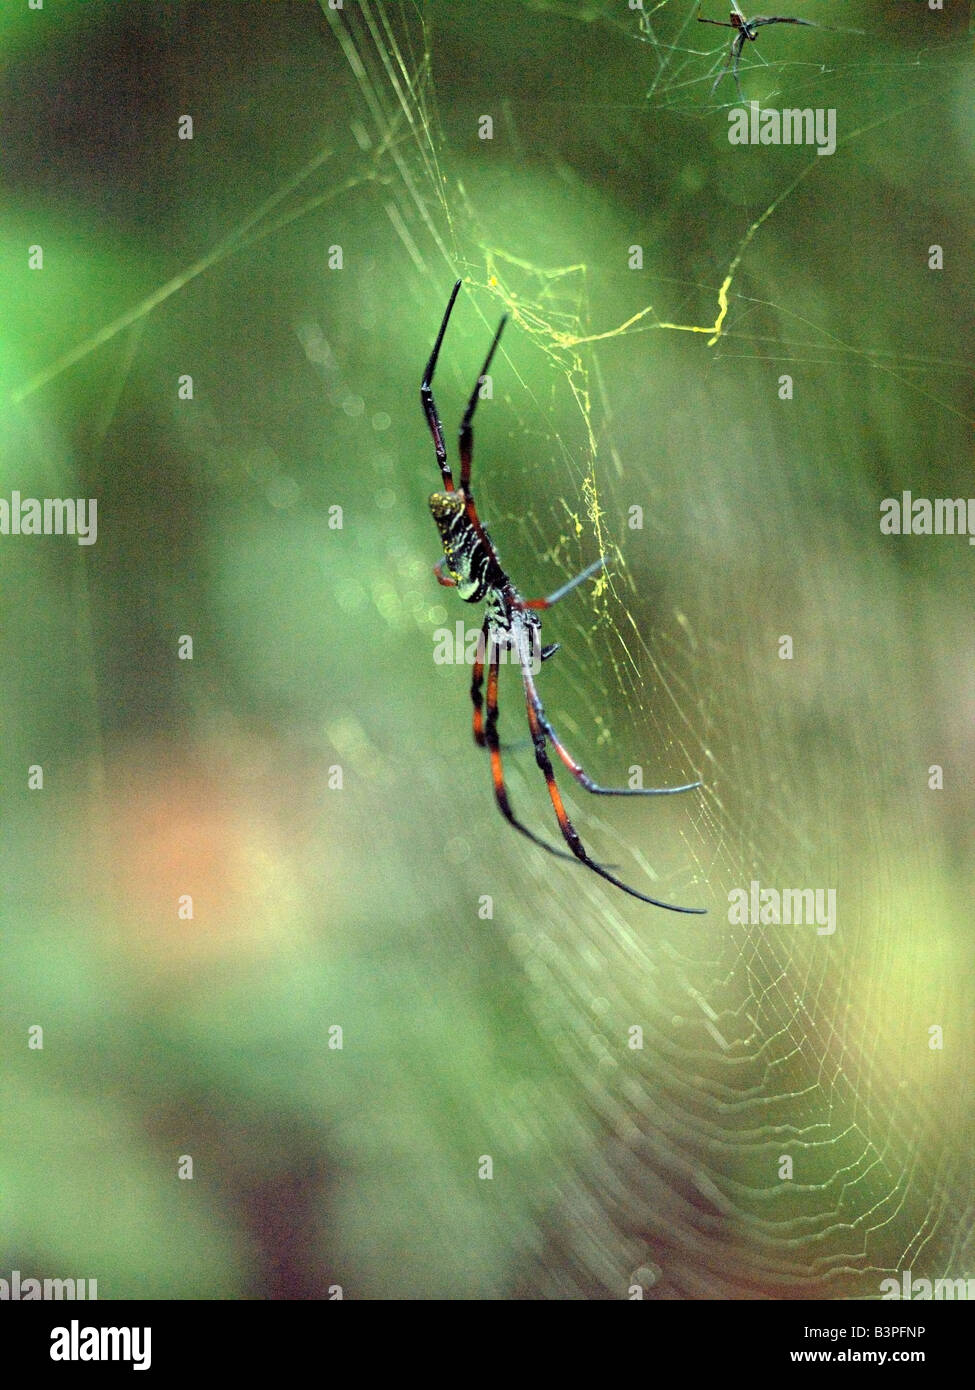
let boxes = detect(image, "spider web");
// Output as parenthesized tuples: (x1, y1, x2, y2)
(5, 0, 973, 1301)
(293, 0, 972, 1298)
(309, 0, 975, 1299)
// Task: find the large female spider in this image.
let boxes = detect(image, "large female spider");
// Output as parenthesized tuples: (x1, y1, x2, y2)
(421, 281, 706, 914)
(697, 1, 816, 101)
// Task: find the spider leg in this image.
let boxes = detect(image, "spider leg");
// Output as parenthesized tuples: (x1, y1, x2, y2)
(421, 279, 462, 491)
(730, 28, 747, 100)
(709, 37, 738, 98)
(518, 562, 700, 794)
(481, 636, 580, 863)
(514, 623, 706, 913)
(521, 556, 605, 611)
(750, 18, 817, 29)
(459, 313, 508, 496)
(533, 695, 701, 797)
(519, 625, 701, 795)
(481, 636, 559, 749)
(695, 3, 734, 27)
(522, 689, 705, 913)
(471, 619, 488, 747)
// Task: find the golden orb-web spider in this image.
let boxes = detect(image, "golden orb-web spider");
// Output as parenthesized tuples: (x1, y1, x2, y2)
(421, 281, 706, 914)
(697, 1, 817, 101)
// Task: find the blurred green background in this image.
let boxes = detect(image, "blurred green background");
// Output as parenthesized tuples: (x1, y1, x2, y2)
(1, 0, 973, 1298)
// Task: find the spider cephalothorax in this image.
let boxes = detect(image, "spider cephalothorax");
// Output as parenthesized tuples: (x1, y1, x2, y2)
(420, 280, 706, 914)
(728, 9, 757, 42)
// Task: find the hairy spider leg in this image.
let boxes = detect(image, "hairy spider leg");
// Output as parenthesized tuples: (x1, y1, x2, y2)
(513, 618, 707, 913)
(421, 278, 462, 491)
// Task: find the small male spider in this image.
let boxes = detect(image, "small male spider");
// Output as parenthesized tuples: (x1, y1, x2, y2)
(697, 1, 816, 101)
(421, 280, 706, 914)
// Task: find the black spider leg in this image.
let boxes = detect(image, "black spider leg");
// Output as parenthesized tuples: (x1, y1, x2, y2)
(471, 617, 489, 749)
(459, 311, 508, 498)
(711, 26, 749, 100)
(749, 17, 816, 35)
(421, 278, 462, 491)
(471, 620, 540, 754)
(532, 699, 702, 797)
(477, 627, 580, 863)
(513, 616, 706, 914)
(696, 3, 736, 29)
(517, 563, 701, 797)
